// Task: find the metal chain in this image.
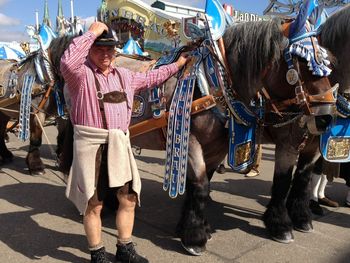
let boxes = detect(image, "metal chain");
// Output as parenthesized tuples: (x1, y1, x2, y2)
(271, 113, 303, 128)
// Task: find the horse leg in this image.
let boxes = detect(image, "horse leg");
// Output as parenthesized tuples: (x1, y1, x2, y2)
(263, 143, 297, 243)
(286, 138, 319, 233)
(26, 113, 45, 175)
(0, 112, 13, 164)
(56, 117, 74, 175)
(176, 135, 210, 256)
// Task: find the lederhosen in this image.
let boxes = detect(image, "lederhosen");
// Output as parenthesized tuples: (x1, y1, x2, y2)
(92, 69, 134, 201)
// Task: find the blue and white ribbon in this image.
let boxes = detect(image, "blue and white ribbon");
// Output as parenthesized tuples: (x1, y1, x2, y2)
(289, 37, 331, 77)
(337, 94, 350, 117)
(18, 74, 35, 141)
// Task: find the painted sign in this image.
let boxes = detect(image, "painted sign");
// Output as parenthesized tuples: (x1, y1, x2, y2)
(103, 0, 192, 57)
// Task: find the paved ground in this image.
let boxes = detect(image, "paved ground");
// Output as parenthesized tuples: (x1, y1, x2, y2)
(1, 126, 350, 263)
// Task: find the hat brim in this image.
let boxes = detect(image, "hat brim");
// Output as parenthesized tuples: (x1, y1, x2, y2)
(94, 40, 118, 46)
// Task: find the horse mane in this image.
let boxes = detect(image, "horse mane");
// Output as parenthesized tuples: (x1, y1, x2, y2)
(320, 4, 350, 51)
(223, 19, 285, 101)
(49, 35, 76, 79)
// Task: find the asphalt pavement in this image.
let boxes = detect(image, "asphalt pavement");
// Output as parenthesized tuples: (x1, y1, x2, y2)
(1, 126, 350, 263)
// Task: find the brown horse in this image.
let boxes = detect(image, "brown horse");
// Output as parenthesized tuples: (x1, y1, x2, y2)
(0, 53, 59, 175)
(43, 18, 337, 255)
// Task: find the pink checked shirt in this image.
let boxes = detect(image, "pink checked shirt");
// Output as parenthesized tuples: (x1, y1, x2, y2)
(60, 31, 179, 132)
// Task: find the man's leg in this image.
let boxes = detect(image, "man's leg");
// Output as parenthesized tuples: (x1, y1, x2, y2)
(116, 184, 136, 241)
(309, 173, 323, 215)
(115, 184, 148, 263)
(84, 194, 110, 263)
(318, 174, 339, 207)
(84, 194, 103, 247)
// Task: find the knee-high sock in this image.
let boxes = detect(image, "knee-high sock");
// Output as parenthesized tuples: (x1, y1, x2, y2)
(310, 173, 321, 201)
(318, 174, 328, 199)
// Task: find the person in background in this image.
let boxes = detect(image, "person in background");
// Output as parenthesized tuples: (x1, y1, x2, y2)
(60, 21, 189, 263)
(309, 172, 339, 216)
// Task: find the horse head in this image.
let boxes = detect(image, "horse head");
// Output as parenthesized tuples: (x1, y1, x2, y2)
(320, 4, 350, 95)
(223, 19, 337, 135)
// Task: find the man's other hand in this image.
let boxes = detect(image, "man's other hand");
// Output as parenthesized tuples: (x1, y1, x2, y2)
(175, 53, 191, 69)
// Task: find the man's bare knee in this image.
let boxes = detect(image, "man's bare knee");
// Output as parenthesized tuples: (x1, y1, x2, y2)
(86, 195, 103, 215)
(117, 186, 137, 209)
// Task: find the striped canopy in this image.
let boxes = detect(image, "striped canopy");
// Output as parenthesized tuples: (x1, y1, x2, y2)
(0, 44, 26, 61)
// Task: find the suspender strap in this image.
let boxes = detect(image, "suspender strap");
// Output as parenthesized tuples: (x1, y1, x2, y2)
(93, 75, 108, 129)
(89, 64, 129, 129)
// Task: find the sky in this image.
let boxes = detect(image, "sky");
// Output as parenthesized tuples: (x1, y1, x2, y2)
(0, 0, 271, 42)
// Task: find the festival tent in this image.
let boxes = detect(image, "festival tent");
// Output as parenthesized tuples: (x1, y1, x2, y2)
(122, 38, 147, 56)
(0, 44, 26, 61)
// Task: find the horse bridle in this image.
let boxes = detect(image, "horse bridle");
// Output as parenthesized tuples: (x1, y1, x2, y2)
(262, 55, 338, 118)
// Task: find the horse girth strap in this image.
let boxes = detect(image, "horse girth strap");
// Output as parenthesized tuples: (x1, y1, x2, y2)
(129, 95, 216, 138)
(0, 94, 20, 108)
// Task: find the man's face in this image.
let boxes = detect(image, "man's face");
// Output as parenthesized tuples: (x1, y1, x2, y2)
(89, 45, 115, 72)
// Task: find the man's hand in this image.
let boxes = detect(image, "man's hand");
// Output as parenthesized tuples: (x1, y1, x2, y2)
(175, 53, 190, 69)
(89, 22, 109, 37)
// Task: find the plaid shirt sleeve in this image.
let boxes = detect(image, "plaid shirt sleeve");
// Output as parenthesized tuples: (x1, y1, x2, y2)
(60, 31, 97, 88)
(129, 63, 179, 92)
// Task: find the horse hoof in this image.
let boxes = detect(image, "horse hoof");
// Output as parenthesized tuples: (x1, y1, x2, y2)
(207, 233, 213, 242)
(181, 241, 205, 256)
(271, 231, 294, 244)
(216, 164, 226, 174)
(1, 156, 13, 164)
(294, 222, 313, 233)
(30, 170, 45, 176)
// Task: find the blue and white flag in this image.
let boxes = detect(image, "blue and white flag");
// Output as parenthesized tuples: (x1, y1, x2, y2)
(289, 0, 327, 43)
(205, 0, 234, 41)
(37, 24, 57, 50)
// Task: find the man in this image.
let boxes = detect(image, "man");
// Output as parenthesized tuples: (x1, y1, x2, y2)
(61, 21, 189, 263)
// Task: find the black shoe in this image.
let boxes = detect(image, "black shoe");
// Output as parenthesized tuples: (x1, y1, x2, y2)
(115, 242, 149, 263)
(91, 247, 110, 263)
(309, 199, 324, 216)
(318, 196, 339, 207)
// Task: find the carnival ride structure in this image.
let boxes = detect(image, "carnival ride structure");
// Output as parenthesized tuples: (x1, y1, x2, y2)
(264, 0, 349, 16)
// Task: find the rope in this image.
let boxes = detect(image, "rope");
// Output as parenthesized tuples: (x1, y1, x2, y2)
(34, 113, 56, 159)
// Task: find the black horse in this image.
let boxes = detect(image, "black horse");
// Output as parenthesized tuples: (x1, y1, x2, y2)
(303, 4, 350, 201)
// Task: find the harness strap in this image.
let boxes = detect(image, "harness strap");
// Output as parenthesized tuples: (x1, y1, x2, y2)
(217, 38, 233, 87)
(90, 66, 127, 130)
(0, 94, 20, 108)
(129, 95, 216, 138)
(261, 87, 283, 117)
(308, 87, 338, 104)
(33, 85, 53, 115)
